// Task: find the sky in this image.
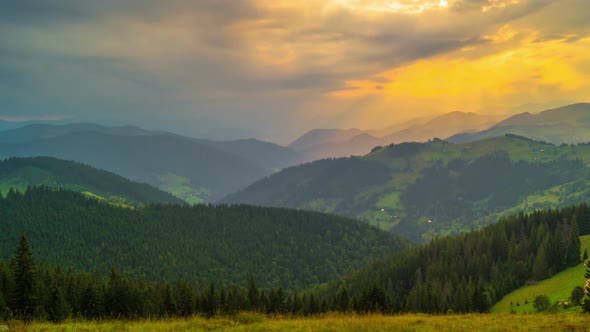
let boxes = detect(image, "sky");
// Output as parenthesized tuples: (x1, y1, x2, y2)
(1, 0, 589, 143)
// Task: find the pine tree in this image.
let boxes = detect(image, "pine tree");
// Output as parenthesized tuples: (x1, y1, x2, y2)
(0, 289, 6, 320)
(80, 284, 102, 319)
(202, 283, 217, 318)
(10, 234, 37, 321)
(582, 259, 590, 313)
(47, 286, 69, 323)
(336, 286, 350, 312)
(105, 268, 131, 318)
(247, 276, 259, 311)
(162, 283, 178, 317)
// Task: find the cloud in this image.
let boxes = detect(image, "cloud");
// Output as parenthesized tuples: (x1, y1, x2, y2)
(0, 0, 588, 142)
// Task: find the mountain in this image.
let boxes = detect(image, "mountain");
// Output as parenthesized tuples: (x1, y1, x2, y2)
(0, 187, 410, 289)
(0, 124, 300, 202)
(447, 103, 590, 144)
(0, 122, 155, 143)
(367, 115, 432, 139)
(383, 111, 501, 143)
(289, 129, 384, 162)
(287, 112, 501, 162)
(0, 119, 67, 133)
(209, 138, 300, 171)
(223, 135, 590, 241)
(0, 156, 182, 205)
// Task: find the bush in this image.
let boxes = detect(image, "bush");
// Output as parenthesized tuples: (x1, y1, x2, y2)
(571, 286, 584, 306)
(533, 295, 551, 312)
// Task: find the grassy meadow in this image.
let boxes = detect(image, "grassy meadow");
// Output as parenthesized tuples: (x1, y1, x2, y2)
(492, 234, 590, 314)
(8, 313, 590, 332)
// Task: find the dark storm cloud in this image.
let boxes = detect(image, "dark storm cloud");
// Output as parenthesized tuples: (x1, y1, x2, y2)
(0, 0, 588, 141)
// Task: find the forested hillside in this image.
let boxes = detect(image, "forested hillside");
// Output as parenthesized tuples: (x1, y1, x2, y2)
(1, 203, 587, 322)
(0, 187, 409, 290)
(0, 157, 182, 205)
(224, 135, 590, 241)
(317, 203, 588, 313)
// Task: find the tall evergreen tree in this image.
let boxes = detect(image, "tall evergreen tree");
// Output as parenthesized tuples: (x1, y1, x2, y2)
(247, 276, 259, 311)
(47, 286, 68, 323)
(10, 234, 37, 320)
(582, 259, 590, 313)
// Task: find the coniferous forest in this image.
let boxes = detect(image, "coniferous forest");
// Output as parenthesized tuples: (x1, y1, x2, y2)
(0, 187, 409, 290)
(1, 194, 589, 321)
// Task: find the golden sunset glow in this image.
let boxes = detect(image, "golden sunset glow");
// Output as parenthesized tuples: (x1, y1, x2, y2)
(327, 0, 449, 13)
(1, 0, 589, 141)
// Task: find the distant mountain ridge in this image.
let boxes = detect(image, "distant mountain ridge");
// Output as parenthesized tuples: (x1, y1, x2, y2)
(447, 103, 590, 144)
(0, 122, 156, 143)
(289, 111, 501, 161)
(384, 111, 501, 143)
(288, 129, 384, 162)
(0, 123, 300, 202)
(224, 135, 590, 241)
(0, 156, 182, 204)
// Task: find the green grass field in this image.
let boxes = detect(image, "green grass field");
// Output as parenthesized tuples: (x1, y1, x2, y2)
(492, 234, 590, 314)
(158, 173, 207, 204)
(10, 313, 590, 332)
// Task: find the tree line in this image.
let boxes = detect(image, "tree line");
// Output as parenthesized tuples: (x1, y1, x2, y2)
(321, 203, 587, 313)
(2, 203, 590, 322)
(0, 234, 340, 322)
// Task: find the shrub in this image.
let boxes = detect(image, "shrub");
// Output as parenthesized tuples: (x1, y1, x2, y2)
(533, 295, 551, 312)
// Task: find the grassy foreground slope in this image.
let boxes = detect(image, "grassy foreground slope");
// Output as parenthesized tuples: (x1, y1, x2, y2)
(491, 234, 590, 314)
(16, 314, 590, 332)
(225, 134, 590, 241)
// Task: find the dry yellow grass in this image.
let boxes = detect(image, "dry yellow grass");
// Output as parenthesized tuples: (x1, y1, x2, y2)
(8, 313, 590, 332)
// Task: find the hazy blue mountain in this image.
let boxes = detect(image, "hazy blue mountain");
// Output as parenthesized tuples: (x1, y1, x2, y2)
(0, 126, 299, 202)
(0, 123, 155, 143)
(383, 111, 501, 143)
(289, 128, 385, 162)
(447, 103, 590, 144)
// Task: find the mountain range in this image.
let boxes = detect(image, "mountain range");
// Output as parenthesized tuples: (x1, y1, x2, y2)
(288, 129, 385, 162)
(0, 124, 300, 202)
(224, 134, 590, 241)
(447, 103, 590, 144)
(289, 111, 502, 161)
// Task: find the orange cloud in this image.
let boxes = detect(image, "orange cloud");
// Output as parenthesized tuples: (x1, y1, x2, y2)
(321, 30, 590, 128)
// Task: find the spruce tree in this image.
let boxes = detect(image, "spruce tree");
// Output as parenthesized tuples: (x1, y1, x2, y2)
(336, 287, 350, 312)
(80, 284, 102, 319)
(247, 276, 259, 311)
(10, 234, 37, 321)
(582, 259, 590, 313)
(0, 289, 6, 320)
(202, 283, 217, 318)
(47, 286, 68, 323)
